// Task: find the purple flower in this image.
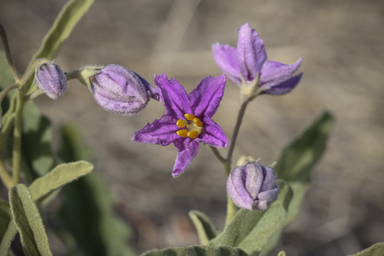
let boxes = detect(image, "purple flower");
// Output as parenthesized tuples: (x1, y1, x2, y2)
(90, 64, 159, 116)
(227, 161, 279, 211)
(35, 62, 66, 100)
(132, 73, 228, 177)
(212, 23, 303, 96)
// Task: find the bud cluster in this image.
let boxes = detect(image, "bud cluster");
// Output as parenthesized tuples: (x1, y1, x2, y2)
(34, 62, 158, 116)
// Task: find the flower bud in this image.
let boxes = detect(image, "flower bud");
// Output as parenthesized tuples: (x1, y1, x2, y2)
(89, 64, 159, 116)
(227, 161, 279, 211)
(35, 62, 67, 100)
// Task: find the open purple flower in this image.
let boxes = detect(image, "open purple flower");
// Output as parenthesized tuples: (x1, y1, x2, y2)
(212, 23, 303, 96)
(132, 73, 228, 177)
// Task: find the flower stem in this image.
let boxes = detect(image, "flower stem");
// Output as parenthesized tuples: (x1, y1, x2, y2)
(226, 100, 249, 166)
(222, 99, 250, 225)
(0, 22, 20, 83)
(209, 146, 226, 164)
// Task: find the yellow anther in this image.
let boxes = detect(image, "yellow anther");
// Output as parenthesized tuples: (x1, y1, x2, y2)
(193, 118, 203, 127)
(176, 129, 188, 137)
(184, 113, 195, 121)
(187, 130, 198, 139)
(176, 119, 185, 128)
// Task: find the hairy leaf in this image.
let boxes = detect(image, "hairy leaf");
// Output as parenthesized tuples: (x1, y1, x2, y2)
(142, 245, 248, 256)
(29, 160, 94, 202)
(348, 243, 384, 256)
(0, 222, 17, 256)
(0, 198, 11, 244)
(209, 181, 293, 256)
(189, 210, 217, 245)
(25, 0, 94, 93)
(9, 184, 52, 256)
(259, 111, 334, 256)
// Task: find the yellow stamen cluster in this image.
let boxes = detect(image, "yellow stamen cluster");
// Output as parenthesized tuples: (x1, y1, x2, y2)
(176, 113, 203, 139)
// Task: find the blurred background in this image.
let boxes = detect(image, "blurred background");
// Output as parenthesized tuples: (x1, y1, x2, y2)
(0, 0, 384, 255)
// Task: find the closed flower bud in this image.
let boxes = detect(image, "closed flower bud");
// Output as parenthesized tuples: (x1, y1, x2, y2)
(89, 64, 159, 116)
(35, 62, 67, 100)
(227, 161, 279, 211)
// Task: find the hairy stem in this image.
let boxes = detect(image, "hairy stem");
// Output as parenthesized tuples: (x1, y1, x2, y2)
(0, 22, 20, 83)
(221, 100, 250, 225)
(226, 100, 249, 166)
(0, 83, 19, 103)
(0, 161, 12, 189)
(11, 89, 24, 185)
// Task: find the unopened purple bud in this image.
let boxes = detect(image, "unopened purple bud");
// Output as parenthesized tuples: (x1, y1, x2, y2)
(90, 64, 159, 116)
(35, 62, 67, 100)
(227, 162, 279, 211)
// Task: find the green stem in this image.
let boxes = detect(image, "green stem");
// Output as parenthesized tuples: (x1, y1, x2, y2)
(0, 83, 19, 103)
(226, 100, 249, 167)
(209, 146, 226, 164)
(0, 161, 12, 189)
(223, 99, 250, 225)
(11, 89, 24, 186)
(0, 22, 20, 83)
(65, 69, 81, 80)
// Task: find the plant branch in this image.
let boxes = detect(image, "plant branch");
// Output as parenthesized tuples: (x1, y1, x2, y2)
(0, 160, 12, 189)
(226, 99, 249, 167)
(0, 83, 19, 103)
(11, 89, 24, 185)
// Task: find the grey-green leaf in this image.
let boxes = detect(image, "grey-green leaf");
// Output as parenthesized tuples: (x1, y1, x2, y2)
(28, 160, 94, 202)
(0, 222, 17, 256)
(189, 210, 217, 245)
(274, 111, 334, 183)
(29, 0, 94, 63)
(0, 198, 11, 245)
(9, 184, 52, 256)
(259, 111, 334, 256)
(141, 245, 248, 256)
(348, 243, 384, 256)
(209, 181, 293, 256)
(25, 0, 94, 93)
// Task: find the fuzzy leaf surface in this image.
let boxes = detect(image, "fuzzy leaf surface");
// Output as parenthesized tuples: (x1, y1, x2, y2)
(209, 181, 292, 256)
(189, 210, 217, 245)
(259, 111, 334, 256)
(348, 243, 384, 256)
(0, 222, 17, 256)
(0, 198, 11, 244)
(9, 184, 52, 256)
(142, 245, 248, 256)
(29, 160, 94, 202)
(25, 0, 94, 93)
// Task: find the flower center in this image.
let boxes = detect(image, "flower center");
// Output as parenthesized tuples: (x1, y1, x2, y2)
(176, 113, 203, 139)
